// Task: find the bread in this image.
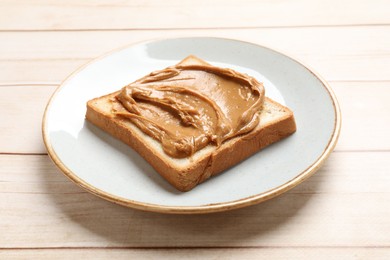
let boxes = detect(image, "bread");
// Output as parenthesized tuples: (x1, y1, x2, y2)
(86, 56, 296, 191)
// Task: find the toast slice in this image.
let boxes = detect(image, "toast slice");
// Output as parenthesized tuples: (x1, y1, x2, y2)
(86, 56, 296, 191)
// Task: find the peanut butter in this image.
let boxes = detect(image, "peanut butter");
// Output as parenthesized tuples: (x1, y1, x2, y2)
(114, 61, 265, 158)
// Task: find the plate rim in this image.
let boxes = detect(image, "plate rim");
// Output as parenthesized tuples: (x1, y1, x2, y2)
(42, 36, 342, 214)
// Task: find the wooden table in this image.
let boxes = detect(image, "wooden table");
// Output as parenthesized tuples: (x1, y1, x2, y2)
(1, 1, 389, 259)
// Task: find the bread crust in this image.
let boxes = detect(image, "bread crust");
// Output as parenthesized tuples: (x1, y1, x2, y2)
(86, 94, 296, 191)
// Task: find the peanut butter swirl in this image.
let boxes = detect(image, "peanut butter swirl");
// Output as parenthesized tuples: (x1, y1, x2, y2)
(114, 60, 265, 158)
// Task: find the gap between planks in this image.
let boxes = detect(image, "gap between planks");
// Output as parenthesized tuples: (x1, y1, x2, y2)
(1, 80, 390, 87)
(1, 150, 390, 156)
(1, 23, 390, 33)
(1, 245, 390, 250)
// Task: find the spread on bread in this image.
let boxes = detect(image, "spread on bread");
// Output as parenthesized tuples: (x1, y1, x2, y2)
(86, 55, 297, 191)
(113, 63, 265, 158)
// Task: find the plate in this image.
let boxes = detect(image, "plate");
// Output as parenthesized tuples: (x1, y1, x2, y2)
(42, 37, 341, 214)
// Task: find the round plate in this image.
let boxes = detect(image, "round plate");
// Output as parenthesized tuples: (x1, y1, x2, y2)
(42, 37, 341, 214)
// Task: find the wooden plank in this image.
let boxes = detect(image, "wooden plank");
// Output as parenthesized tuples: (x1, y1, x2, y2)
(1, 152, 390, 248)
(1, 248, 389, 260)
(1, 26, 390, 84)
(1, 81, 389, 154)
(3, 26, 389, 61)
(0, 59, 85, 85)
(0, 0, 389, 30)
(332, 81, 390, 151)
(0, 85, 57, 154)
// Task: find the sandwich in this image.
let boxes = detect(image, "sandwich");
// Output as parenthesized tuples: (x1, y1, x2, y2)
(86, 55, 296, 191)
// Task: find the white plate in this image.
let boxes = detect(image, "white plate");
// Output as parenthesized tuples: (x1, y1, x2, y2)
(43, 37, 341, 214)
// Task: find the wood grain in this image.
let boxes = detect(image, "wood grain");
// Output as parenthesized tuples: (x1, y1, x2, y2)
(1, 248, 389, 260)
(332, 81, 390, 151)
(1, 152, 389, 248)
(0, 0, 389, 30)
(2, 1, 390, 258)
(0, 85, 56, 154)
(1, 26, 390, 84)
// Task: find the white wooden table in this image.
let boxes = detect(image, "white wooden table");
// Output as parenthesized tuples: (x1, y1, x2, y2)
(1, 1, 389, 258)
